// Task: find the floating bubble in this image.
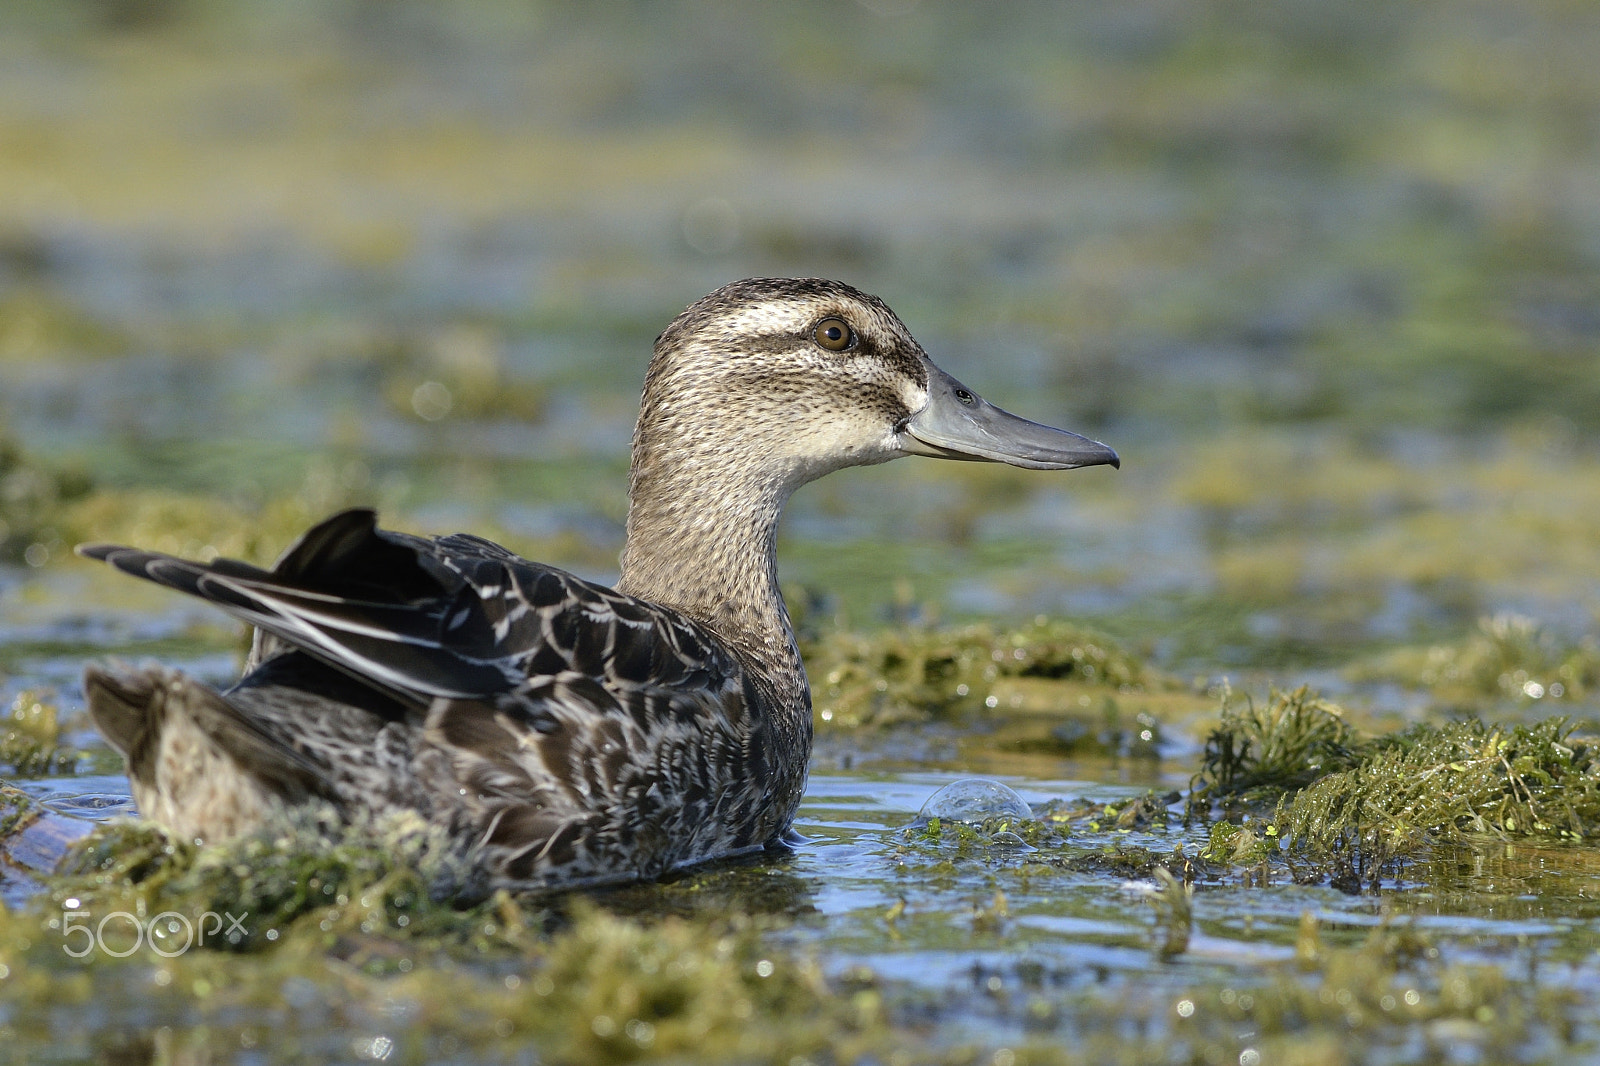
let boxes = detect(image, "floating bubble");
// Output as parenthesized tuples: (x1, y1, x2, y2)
(913, 779, 1033, 826)
(411, 380, 453, 421)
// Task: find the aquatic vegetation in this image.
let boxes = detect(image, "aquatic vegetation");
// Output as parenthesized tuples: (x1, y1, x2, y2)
(58, 489, 326, 569)
(1188, 684, 1600, 888)
(0, 888, 1588, 1066)
(0, 431, 380, 571)
(49, 805, 515, 954)
(0, 434, 92, 566)
(374, 324, 548, 425)
(0, 889, 869, 1065)
(1147, 866, 1192, 959)
(1035, 790, 1179, 833)
(0, 691, 79, 778)
(1166, 918, 1585, 1066)
(533, 904, 840, 1064)
(1187, 684, 1365, 813)
(0, 287, 131, 363)
(900, 800, 1210, 885)
(1278, 716, 1600, 890)
(1350, 613, 1600, 707)
(0, 783, 33, 837)
(805, 617, 1150, 728)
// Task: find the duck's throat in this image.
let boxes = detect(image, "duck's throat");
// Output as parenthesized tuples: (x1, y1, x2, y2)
(616, 464, 798, 667)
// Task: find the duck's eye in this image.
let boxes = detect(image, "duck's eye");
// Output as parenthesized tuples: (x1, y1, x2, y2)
(813, 317, 855, 352)
(954, 388, 976, 406)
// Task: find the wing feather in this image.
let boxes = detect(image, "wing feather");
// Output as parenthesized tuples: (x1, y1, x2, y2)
(80, 508, 765, 887)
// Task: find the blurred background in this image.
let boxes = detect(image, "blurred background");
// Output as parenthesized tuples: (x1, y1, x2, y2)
(2, 0, 1598, 687)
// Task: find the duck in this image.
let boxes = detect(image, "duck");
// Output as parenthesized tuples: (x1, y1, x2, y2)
(78, 277, 1119, 894)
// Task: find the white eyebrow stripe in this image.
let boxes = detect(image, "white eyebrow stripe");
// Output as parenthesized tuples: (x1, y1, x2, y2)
(711, 301, 810, 335)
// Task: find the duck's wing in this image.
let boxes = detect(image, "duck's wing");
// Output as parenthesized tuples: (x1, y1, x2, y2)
(77, 508, 732, 709)
(80, 509, 765, 883)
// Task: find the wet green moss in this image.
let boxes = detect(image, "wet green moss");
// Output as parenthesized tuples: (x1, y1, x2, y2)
(0, 434, 93, 566)
(805, 618, 1151, 729)
(1278, 717, 1600, 890)
(1187, 685, 1600, 888)
(1350, 613, 1600, 708)
(1188, 684, 1365, 812)
(1166, 917, 1584, 1066)
(0, 783, 34, 837)
(50, 806, 516, 955)
(0, 691, 80, 778)
(896, 802, 1212, 886)
(371, 323, 548, 425)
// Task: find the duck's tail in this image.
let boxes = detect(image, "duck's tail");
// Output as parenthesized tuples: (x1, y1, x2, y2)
(83, 663, 330, 843)
(76, 508, 515, 704)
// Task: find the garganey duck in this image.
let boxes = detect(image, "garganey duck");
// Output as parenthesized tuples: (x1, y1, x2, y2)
(78, 278, 1118, 893)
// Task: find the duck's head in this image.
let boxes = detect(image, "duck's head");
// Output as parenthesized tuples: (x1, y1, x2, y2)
(633, 277, 1119, 492)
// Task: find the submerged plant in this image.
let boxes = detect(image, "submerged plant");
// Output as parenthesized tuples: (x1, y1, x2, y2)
(0, 434, 92, 566)
(1168, 916, 1580, 1066)
(1148, 866, 1192, 959)
(1351, 613, 1600, 706)
(805, 616, 1148, 728)
(50, 803, 514, 954)
(1187, 684, 1364, 815)
(1184, 683, 1600, 889)
(0, 782, 34, 837)
(1277, 716, 1600, 889)
(0, 691, 80, 778)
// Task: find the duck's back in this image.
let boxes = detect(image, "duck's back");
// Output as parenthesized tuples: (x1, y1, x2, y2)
(81, 509, 806, 891)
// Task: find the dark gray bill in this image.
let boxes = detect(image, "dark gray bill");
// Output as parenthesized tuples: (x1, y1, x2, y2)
(899, 365, 1120, 471)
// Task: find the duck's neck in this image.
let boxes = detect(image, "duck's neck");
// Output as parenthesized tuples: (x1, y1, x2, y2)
(616, 451, 804, 690)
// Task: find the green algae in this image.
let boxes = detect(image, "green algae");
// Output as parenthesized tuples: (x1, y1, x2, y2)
(1277, 717, 1600, 891)
(1350, 613, 1600, 708)
(0, 895, 1587, 1066)
(372, 324, 549, 426)
(0, 435, 92, 567)
(804, 618, 1150, 729)
(0, 783, 33, 838)
(0, 691, 79, 779)
(895, 798, 1214, 890)
(1163, 918, 1587, 1066)
(19, 809, 901, 1064)
(0, 894, 867, 1065)
(0, 287, 131, 363)
(1188, 684, 1364, 812)
(1187, 684, 1600, 890)
(0, 430, 344, 571)
(50, 806, 510, 956)
(13, 695, 1600, 1064)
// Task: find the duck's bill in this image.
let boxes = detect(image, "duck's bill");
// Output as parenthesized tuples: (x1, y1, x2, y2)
(899, 366, 1120, 471)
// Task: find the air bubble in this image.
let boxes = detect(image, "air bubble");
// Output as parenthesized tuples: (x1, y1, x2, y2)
(912, 779, 1033, 825)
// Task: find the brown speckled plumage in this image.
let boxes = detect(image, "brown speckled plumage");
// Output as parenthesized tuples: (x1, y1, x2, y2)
(79, 278, 1118, 894)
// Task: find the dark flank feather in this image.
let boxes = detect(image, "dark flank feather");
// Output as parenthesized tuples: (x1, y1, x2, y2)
(78, 278, 1115, 893)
